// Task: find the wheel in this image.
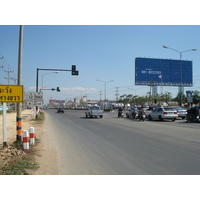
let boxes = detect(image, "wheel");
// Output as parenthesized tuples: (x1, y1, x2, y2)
(126, 114, 129, 118)
(172, 118, 176, 121)
(100, 115, 103, 118)
(159, 115, 163, 121)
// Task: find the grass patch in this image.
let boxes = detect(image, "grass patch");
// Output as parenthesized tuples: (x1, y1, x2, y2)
(1, 154, 39, 175)
(12, 140, 23, 149)
(0, 112, 45, 175)
(31, 111, 45, 122)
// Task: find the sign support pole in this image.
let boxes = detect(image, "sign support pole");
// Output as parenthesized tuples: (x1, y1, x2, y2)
(3, 102, 7, 147)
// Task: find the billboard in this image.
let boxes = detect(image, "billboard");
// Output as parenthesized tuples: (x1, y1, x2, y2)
(135, 57, 193, 86)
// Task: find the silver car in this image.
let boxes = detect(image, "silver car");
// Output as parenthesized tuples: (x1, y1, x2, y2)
(148, 107, 178, 121)
(172, 106, 187, 119)
(126, 107, 139, 119)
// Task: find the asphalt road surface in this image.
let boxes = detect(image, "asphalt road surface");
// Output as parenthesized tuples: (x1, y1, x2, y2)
(43, 109, 200, 175)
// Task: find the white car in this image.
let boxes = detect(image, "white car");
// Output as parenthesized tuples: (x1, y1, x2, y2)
(148, 107, 178, 121)
(172, 106, 187, 119)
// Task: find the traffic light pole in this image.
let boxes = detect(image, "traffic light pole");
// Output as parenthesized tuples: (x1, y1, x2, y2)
(36, 68, 72, 92)
(36, 67, 78, 117)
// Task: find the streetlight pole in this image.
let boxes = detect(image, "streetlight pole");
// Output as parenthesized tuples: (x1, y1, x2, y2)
(42, 71, 59, 91)
(163, 45, 197, 106)
(97, 79, 114, 109)
(41, 72, 59, 104)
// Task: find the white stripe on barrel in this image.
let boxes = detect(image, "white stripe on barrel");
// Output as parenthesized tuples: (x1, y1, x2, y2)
(23, 130, 29, 151)
(29, 127, 35, 145)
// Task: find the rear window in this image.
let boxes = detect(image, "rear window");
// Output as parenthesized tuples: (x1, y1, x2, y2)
(164, 108, 175, 111)
(90, 106, 100, 110)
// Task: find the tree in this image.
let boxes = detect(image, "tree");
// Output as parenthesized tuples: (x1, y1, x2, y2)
(192, 90, 200, 105)
(173, 91, 186, 105)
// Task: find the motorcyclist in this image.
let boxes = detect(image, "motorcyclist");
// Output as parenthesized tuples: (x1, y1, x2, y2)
(131, 107, 138, 119)
(187, 106, 199, 122)
(118, 107, 123, 118)
(138, 108, 145, 120)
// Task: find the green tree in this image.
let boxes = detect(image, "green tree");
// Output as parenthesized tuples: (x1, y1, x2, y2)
(192, 90, 200, 105)
(173, 91, 186, 105)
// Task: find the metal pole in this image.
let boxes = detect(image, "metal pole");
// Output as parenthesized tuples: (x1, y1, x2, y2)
(16, 25, 23, 141)
(3, 102, 7, 147)
(163, 46, 197, 107)
(0, 57, 7, 147)
(180, 53, 182, 107)
(104, 82, 106, 109)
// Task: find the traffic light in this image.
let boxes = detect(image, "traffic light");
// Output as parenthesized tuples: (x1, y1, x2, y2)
(57, 87, 60, 92)
(52, 88, 56, 91)
(71, 65, 79, 75)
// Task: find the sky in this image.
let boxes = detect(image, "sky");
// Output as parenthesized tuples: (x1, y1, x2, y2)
(1, 1, 200, 105)
(1, 25, 200, 104)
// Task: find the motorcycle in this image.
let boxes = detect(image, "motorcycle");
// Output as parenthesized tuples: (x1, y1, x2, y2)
(138, 112, 146, 121)
(186, 113, 199, 122)
(118, 111, 124, 118)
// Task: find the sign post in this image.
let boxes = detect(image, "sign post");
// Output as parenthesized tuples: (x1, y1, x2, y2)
(186, 91, 193, 109)
(27, 92, 43, 118)
(0, 85, 23, 147)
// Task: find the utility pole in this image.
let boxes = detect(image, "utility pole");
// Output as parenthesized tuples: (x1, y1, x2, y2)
(99, 91, 103, 102)
(4, 70, 14, 84)
(16, 25, 23, 141)
(115, 87, 119, 101)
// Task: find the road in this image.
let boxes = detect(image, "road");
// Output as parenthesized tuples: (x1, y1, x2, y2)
(43, 109, 200, 175)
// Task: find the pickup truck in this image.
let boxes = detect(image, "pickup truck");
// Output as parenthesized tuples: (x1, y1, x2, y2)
(85, 106, 104, 118)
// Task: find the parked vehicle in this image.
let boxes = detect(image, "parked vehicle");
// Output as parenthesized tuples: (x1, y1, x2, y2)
(145, 107, 154, 118)
(126, 107, 139, 119)
(148, 107, 178, 121)
(85, 106, 104, 118)
(172, 106, 187, 119)
(57, 108, 64, 113)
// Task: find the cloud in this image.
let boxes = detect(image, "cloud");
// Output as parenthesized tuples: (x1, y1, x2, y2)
(61, 87, 97, 91)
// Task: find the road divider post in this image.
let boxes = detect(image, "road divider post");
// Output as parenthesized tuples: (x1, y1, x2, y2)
(23, 130, 29, 151)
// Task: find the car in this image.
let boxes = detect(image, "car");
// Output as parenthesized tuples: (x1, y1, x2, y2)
(145, 108, 155, 118)
(126, 107, 139, 119)
(172, 106, 187, 119)
(85, 106, 104, 118)
(57, 108, 64, 113)
(148, 107, 178, 121)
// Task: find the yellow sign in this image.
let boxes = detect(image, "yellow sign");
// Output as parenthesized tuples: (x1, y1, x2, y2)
(0, 85, 23, 102)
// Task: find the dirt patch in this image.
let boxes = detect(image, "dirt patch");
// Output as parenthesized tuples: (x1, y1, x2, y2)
(0, 109, 60, 175)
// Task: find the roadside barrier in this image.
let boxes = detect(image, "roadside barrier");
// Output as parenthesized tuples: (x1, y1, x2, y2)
(23, 130, 29, 151)
(29, 127, 35, 145)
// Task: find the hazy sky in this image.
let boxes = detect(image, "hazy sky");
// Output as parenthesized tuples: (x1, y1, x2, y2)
(1, 25, 199, 103)
(1, 0, 200, 104)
